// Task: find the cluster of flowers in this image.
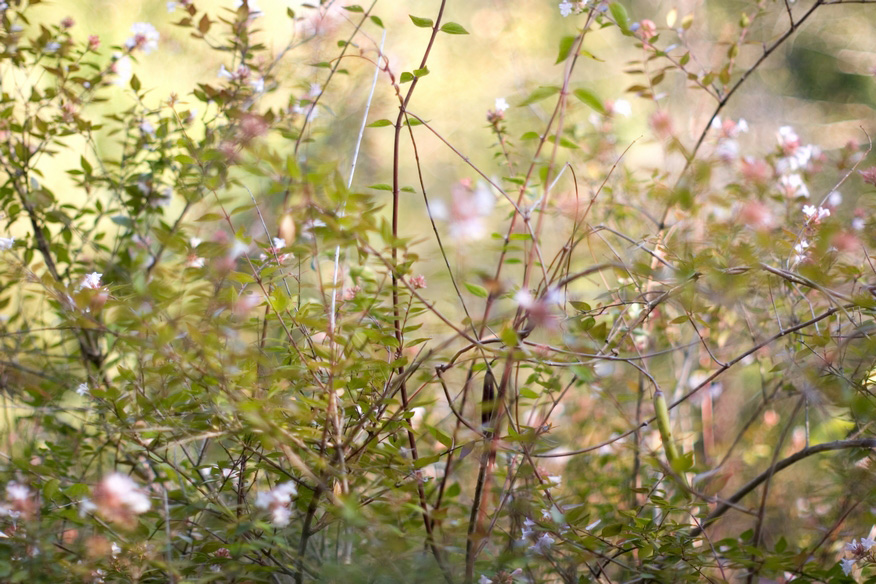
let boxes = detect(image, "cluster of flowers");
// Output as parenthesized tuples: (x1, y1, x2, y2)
(840, 536, 875, 576)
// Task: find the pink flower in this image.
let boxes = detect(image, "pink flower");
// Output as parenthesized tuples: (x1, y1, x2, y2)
(859, 166, 876, 186)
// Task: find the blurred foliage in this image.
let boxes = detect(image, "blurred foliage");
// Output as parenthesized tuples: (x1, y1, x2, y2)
(0, 0, 874, 583)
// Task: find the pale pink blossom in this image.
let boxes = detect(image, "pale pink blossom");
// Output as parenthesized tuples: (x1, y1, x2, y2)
(92, 473, 150, 526)
(124, 23, 159, 54)
(0, 237, 13, 250)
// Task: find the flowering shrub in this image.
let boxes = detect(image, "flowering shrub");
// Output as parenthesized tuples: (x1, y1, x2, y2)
(0, 0, 875, 582)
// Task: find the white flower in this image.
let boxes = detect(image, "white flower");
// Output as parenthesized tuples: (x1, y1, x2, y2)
(125, 22, 159, 55)
(111, 542, 121, 556)
(218, 64, 233, 79)
(840, 557, 855, 576)
(255, 481, 297, 527)
(6, 482, 30, 503)
(495, 97, 509, 112)
(250, 77, 265, 93)
(111, 55, 132, 86)
(737, 119, 749, 133)
(862, 536, 875, 551)
(78, 497, 97, 517)
(793, 240, 810, 254)
(547, 475, 562, 486)
(81, 272, 103, 290)
(0, 237, 13, 250)
(779, 174, 809, 198)
(308, 82, 322, 98)
(96, 473, 151, 514)
(45, 41, 61, 53)
(271, 237, 286, 249)
(478, 576, 493, 584)
(612, 99, 632, 117)
(521, 517, 536, 539)
(139, 120, 155, 137)
(827, 190, 842, 206)
(167, 2, 178, 12)
(559, 1, 574, 17)
(76, 383, 90, 396)
(529, 533, 555, 554)
(852, 217, 865, 231)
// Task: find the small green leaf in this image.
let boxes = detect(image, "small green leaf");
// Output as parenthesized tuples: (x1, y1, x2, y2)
(409, 15, 433, 28)
(370, 15, 384, 28)
(573, 88, 606, 114)
(369, 184, 392, 191)
(439, 22, 468, 34)
(609, 2, 630, 33)
(130, 74, 141, 92)
(519, 85, 560, 106)
(367, 119, 394, 128)
(413, 67, 429, 78)
(556, 35, 577, 64)
(464, 282, 488, 298)
(400, 71, 414, 83)
(343, 4, 364, 13)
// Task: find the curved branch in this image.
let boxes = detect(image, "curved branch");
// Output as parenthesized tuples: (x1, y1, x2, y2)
(691, 438, 876, 537)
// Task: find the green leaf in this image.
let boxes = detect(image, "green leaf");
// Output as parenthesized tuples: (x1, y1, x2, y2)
(409, 15, 433, 28)
(130, 74, 141, 92)
(519, 85, 560, 106)
(413, 67, 429, 78)
(367, 119, 394, 128)
(439, 22, 468, 34)
(609, 2, 630, 34)
(370, 15, 384, 28)
(343, 4, 364, 12)
(368, 184, 392, 191)
(400, 71, 414, 83)
(573, 88, 606, 114)
(464, 282, 488, 298)
(556, 35, 577, 64)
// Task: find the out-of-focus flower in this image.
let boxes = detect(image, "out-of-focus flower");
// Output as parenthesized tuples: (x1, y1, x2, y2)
(111, 54, 132, 86)
(254, 481, 297, 527)
(495, 97, 509, 112)
(410, 275, 427, 289)
(250, 77, 265, 93)
(778, 174, 809, 198)
(802, 205, 829, 223)
(429, 179, 496, 241)
(521, 517, 537, 539)
(80, 272, 103, 290)
(76, 383, 90, 396)
(859, 166, 876, 186)
(515, 288, 562, 330)
(559, 1, 574, 17)
(91, 473, 150, 527)
(827, 190, 842, 207)
(609, 99, 631, 118)
(529, 533, 555, 554)
(61, 17, 74, 28)
(650, 110, 673, 138)
(739, 201, 774, 231)
(777, 126, 801, 155)
(637, 19, 657, 41)
(0, 237, 13, 250)
(125, 23, 159, 54)
(840, 558, 855, 576)
(87, 35, 100, 50)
